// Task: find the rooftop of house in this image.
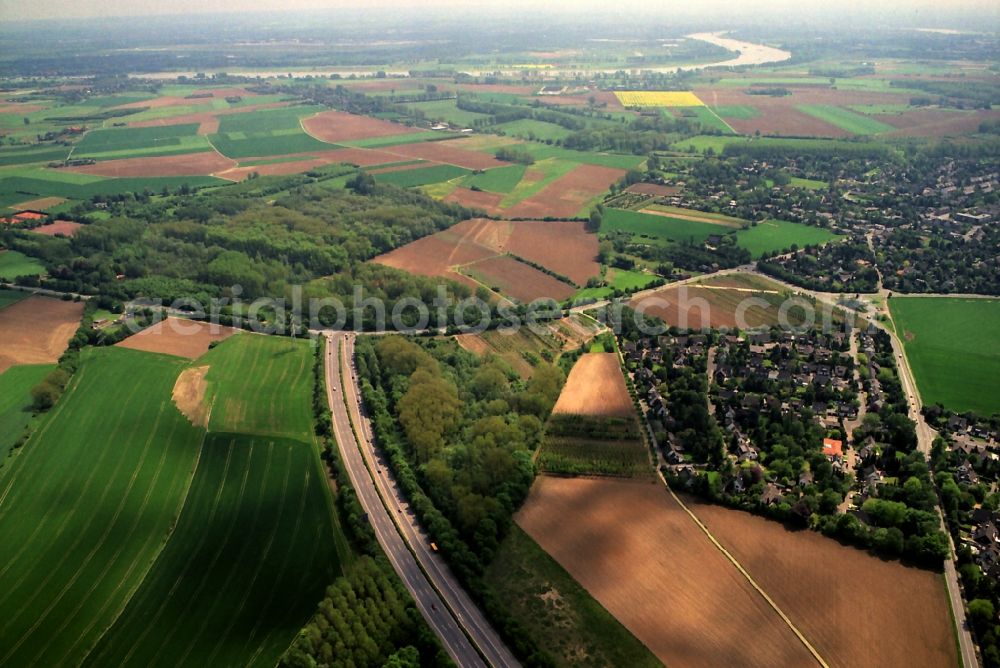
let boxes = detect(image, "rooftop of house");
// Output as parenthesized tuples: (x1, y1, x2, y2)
(822, 438, 844, 458)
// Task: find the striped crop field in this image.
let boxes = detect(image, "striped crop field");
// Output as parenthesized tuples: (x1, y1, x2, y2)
(0, 347, 205, 667)
(83, 432, 338, 668)
(199, 333, 316, 441)
(0, 333, 343, 667)
(614, 91, 704, 107)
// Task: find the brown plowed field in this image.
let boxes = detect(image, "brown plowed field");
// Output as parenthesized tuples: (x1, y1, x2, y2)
(372, 217, 598, 299)
(629, 274, 799, 329)
(0, 103, 45, 115)
(505, 164, 625, 218)
(532, 91, 625, 108)
(884, 108, 1000, 138)
(465, 255, 575, 302)
(64, 151, 236, 178)
(455, 83, 540, 95)
(0, 296, 84, 373)
(215, 160, 328, 181)
(443, 187, 505, 214)
(503, 220, 599, 285)
(11, 196, 66, 211)
(301, 110, 413, 142)
(366, 161, 430, 175)
(517, 476, 817, 668)
(627, 183, 682, 197)
(317, 147, 409, 166)
(552, 352, 633, 417)
(686, 497, 959, 668)
(694, 87, 916, 138)
(115, 317, 238, 359)
(371, 222, 496, 292)
(215, 147, 408, 181)
(30, 221, 83, 237)
(115, 88, 255, 109)
(383, 141, 507, 170)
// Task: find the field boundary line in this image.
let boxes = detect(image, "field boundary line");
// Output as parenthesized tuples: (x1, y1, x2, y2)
(663, 483, 829, 668)
(158, 440, 257, 664)
(1, 397, 167, 663)
(333, 337, 492, 667)
(114, 439, 237, 665)
(704, 104, 737, 134)
(244, 460, 314, 665)
(77, 425, 208, 666)
(178, 440, 277, 666)
(0, 361, 91, 511)
(44, 414, 187, 666)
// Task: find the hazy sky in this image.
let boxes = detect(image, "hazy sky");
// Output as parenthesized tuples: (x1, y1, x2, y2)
(0, 0, 997, 24)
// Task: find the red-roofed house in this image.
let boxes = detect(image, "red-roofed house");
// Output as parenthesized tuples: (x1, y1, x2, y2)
(822, 438, 843, 459)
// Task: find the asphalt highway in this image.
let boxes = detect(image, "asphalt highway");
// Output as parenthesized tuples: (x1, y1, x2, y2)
(325, 332, 519, 668)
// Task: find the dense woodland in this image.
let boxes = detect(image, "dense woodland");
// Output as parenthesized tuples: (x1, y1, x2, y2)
(1, 170, 491, 328)
(355, 336, 564, 666)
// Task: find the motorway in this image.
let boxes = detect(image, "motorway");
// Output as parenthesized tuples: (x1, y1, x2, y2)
(324, 332, 519, 668)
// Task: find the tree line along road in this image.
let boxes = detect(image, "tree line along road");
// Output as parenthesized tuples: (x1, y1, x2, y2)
(324, 332, 519, 668)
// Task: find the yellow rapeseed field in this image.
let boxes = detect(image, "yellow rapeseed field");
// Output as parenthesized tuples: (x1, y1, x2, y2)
(614, 91, 704, 107)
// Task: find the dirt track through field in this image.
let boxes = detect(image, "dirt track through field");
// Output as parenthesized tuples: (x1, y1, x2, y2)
(686, 497, 959, 668)
(517, 476, 818, 668)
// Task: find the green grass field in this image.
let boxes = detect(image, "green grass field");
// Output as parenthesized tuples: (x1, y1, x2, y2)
(460, 163, 527, 193)
(485, 525, 661, 668)
(375, 163, 470, 188)
(670, 134, 741, 154)
(0, 250, 46, 280)
(602, 208, 727, 245)
(573, 268, 659, 301)
(890, 297, 1000, 416)
(199, 334, 316, 441)
(735, 219, 840, 259)
(518, 144, 645, 170)
(0, 146, 72, 167)
(210, 105, 336, 158)
(642, 204, 745, 227)
(713, 105, 761, 119)
(669, 134, 887, 156)
(0, 348, 205, 667)
(405, 98, 490, 126)
(75, 123, 204, 157)
(796, 105, 896, 135)
(0, 334, 344, 667)
(0, 364, 54, 457)
(0, 287, 30, 308)
(677, 106, 735, 134)
(341, 131, 454, 149)
(789, 176, 828, 190)
(85, 431, 338, 668)
(0, 174, 228, 208)
(495, 118, 573, 141)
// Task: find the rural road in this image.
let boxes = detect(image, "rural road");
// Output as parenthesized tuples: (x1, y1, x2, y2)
(0, 282, 91, 301)
(749, 271, 979, 668)
(324, 332, 519, 668)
